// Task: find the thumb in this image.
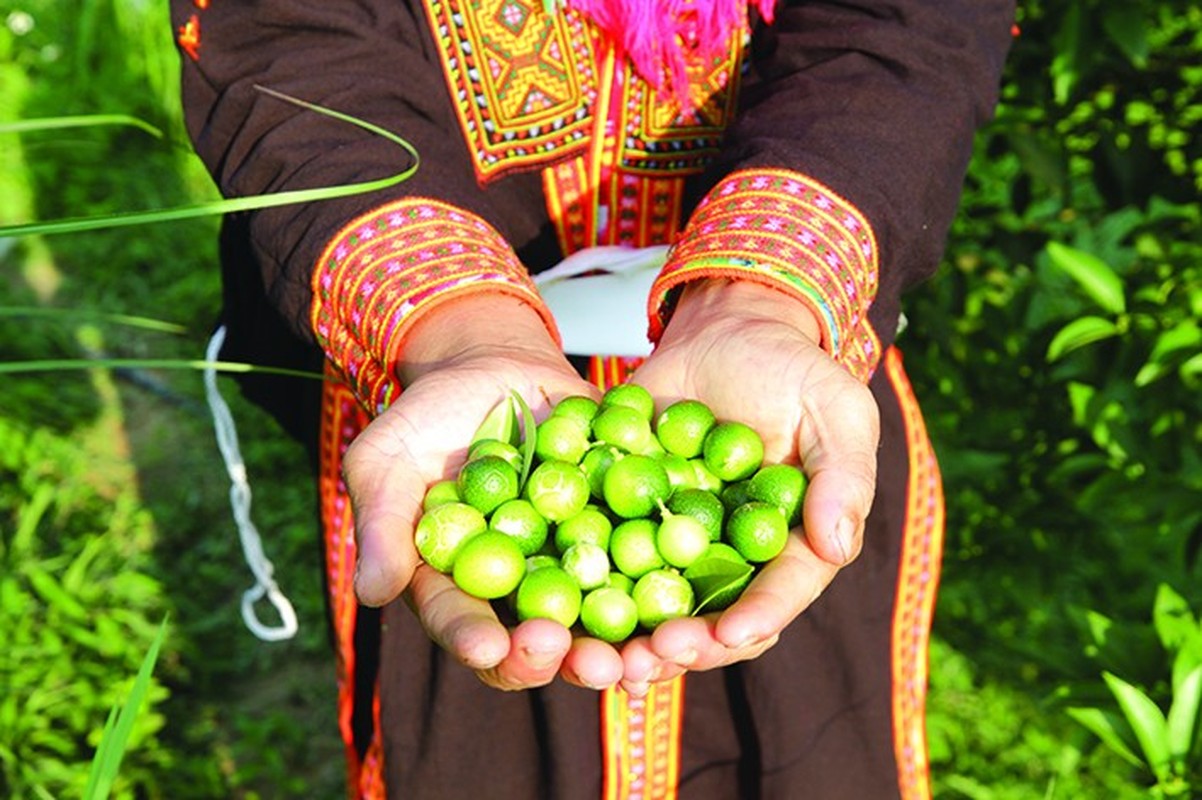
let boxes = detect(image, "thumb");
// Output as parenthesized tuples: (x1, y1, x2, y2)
(342, 432, 426, 607)
(797, 382, 880, 566)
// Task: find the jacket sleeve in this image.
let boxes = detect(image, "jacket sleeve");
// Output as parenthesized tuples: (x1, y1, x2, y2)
(172, 0, 557, 408)
(651, 0, 1016, 381)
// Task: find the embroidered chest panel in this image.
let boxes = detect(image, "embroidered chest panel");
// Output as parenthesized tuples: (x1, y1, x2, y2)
(423, 0, 744, 182)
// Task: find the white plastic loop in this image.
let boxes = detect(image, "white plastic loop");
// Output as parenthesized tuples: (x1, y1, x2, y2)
(204, 326, 299, 642)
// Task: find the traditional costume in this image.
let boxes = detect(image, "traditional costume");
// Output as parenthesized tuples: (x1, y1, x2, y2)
(173, 0, 1014, 795)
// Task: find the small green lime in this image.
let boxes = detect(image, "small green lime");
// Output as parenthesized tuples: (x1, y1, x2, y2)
(632, 569, 695, 629)
(534, 415, 590, 465)
(515, 566, 582, 628)
(488, 498, 550, 556)
(457, 455, 520, 516)
(560, 542, 611, 591)
(656, 452, 697, 493)
(414, 501, 488, 573)
(702, 422, 765, 482)
(666, 488, 726, 542)
(422, 479, 461, 511)
(526, 553, 561, 573)
(467, 439, 524, 472)
(608, 518, 666, 578)
(689, 458, 725, 494)
(591, 404, 653, 454)
(554, 505, 613, 552)
(599, 383, 655, 421)
(580, 587, 639, 643)
(451, 531, 526, 599)
(654, 399, 716, 458)
(551, 395, 600, 428)
(524, 460, 590, 522)
(746, 463, 807, 527)
(602, 454, 671, 519)
(656, 512, 711, 569)
(605, 571, 635, 595)
(580, 446, 619, 500)
(719, 479, 753, 512)
(726, 501, 790, 563)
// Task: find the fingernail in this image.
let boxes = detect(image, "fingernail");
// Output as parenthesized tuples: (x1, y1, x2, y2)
(624, 681, 650, 698)
(834, 516, 856, 564)
(522, 646, 560, 671)
(671, 648, 697, 667)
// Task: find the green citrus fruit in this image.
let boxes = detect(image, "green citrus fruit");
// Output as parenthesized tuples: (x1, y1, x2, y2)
(599, 383, 655, 421)
(666, 488, 726, 542)
(515, 566, 582, 628)
(524, 460, 590, 522)
(526, 553, 561, 573)
(554, 505, 613, 552)
(656, 452, 697, 493)
(602, 454, 671, 519)
(580, 446, 619, 500)
(534, 415, 590, 465)
(746, 463, 807, 527)
(551, 395, 600, 428)
(719, 479, 754, 512)
(488, 498, 550, 556)
(689, 458, 725, 494)
(702, 422, 765, 482)
(467, 439, 524, 472)
(457, 455, 520, 516)
(654, 399, 716, 459)
(608, 518, 666, 578)
(422, 479, 461, 511)
(591, 404, 653, 454)
(414, 501, 488, 573)
(656, 511, 711, 569)
(451, 531, 526, 599)
(726, 501, 790, 563)
(605, 571, 635, 595)
(560, 542, 611, 591)
(632, 569, 695, 629)
(580, 587, 639, 643)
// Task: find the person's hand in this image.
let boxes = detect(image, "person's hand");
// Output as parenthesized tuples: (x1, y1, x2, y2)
(341, 293, 624, 692)
(619, 278, 880, 694)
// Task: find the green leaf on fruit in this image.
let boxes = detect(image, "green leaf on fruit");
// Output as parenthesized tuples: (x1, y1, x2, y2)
(509, 390, 538, 489)
(685, 558, 754, 616)
(472, 396, 519, 448)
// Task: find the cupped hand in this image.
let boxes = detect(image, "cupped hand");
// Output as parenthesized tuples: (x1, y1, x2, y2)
(341, 294, 623, 691)
(620, 278, 881, 692)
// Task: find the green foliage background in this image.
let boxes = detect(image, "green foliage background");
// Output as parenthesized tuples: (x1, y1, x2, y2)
(0, 0, 1199, 797)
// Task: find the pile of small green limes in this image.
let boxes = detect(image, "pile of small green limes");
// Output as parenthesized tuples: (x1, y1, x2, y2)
(414, 384, 807, 643)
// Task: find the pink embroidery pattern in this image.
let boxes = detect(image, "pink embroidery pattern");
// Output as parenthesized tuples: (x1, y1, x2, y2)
(647, 168, 881, 383)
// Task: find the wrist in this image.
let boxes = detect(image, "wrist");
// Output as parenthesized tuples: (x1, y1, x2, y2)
(397, 293, 560, 385)
(664, 278, 824, 347)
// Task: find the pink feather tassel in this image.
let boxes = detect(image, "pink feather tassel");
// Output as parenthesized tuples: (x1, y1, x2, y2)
(566, 0, 776, 107)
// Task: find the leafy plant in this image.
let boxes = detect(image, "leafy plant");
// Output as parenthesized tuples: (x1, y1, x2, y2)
(1065, 585, 1202, 797)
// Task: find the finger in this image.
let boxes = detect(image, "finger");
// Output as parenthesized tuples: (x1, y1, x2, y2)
(560, 636, 625, 691)
(618, 635, 659, 696)
(406, 563, 512, 671)
(797, 383, 880, 566)
(476, 618, 574, 691)
(712, 533, 838, 649)
(648, 615, 779, 673)
(343, 428, 427, 607)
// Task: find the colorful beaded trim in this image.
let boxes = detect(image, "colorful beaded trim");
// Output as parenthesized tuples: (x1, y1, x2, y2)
(647, 168, 882, 383)
(310, 198, 560, 413)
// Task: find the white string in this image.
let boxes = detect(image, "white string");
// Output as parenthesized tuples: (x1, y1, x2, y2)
(203, 326, 299, 641)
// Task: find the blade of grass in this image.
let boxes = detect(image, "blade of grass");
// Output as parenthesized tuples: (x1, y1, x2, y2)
(83, 616, 169, 800)
(0, 306, 187, 334)
(0, 114, 164, 139)
(0, 87, 419, 239)
(0, 358, 328, 381)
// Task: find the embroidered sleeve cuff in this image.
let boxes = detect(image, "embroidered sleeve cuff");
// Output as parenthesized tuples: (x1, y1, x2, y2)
(647, 169, 881, 383)
(310, 198, 560, 414)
